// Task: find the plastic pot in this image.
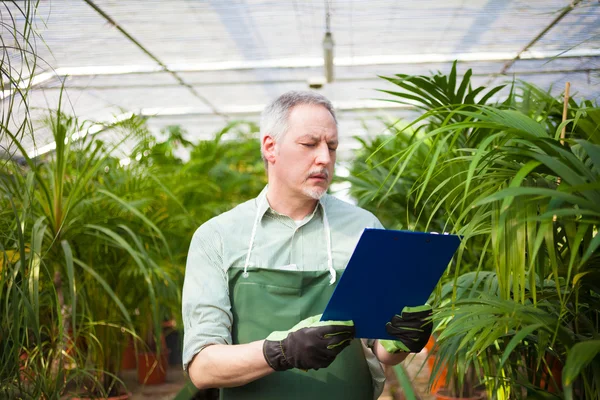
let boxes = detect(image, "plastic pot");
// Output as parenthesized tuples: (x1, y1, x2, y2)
(137, 351, 169, 385)
(121, 339, 136, 370)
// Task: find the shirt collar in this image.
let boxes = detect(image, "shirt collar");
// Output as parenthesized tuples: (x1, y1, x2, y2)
(255, 185, 271, 220)
(255, 185, 327, 222)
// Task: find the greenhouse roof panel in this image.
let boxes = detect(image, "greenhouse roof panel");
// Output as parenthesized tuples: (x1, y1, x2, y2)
(1, 0, 599, 159)
(7, 1, 598, 69)
(529, 3, 600, 52)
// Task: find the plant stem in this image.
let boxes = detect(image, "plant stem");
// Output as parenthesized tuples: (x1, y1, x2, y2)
(561, 82, 571, 145)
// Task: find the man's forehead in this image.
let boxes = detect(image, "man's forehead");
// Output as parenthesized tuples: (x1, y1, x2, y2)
(288, 120, 338, 140)
(297, 133, 338, 142)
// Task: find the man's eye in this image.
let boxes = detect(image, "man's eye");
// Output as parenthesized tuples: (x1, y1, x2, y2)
(329, 147, 337, 151)
(301, 143, 316, 148)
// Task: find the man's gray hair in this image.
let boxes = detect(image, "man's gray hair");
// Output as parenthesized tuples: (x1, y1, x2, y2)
(260, 91, 338, 160)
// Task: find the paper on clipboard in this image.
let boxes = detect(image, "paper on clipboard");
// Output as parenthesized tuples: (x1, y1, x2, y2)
(320, 229, 460, 340)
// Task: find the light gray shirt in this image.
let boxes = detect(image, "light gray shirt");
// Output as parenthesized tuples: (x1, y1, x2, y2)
(182, 187, 386, 397)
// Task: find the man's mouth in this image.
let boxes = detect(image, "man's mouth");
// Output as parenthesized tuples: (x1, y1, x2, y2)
(307, 170, 329, 182)
(307, 172, 329, 182)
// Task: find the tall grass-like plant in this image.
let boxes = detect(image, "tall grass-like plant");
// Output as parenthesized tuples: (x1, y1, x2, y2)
(2, 93, 268, 397)
(1, 0, 39, 158)
(1, 98, 176, 397)
(0, 2, 264, 397)
(0, 2, 75, 398)
(351, 63, 600, 399)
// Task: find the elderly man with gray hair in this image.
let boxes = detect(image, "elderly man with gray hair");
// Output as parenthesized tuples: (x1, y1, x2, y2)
(182, 91, 432, 399)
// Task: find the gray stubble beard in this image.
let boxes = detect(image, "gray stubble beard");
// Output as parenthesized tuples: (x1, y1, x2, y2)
(302, 168, 332, 200)
(302, 186, 326, 200)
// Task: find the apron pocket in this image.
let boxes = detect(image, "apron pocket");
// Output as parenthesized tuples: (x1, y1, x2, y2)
(231, 282, 302, 343)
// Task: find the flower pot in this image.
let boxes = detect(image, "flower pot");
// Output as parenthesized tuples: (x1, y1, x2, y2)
(64, 328, 86, 370)
(137, 351, 169, 385)
(19, 351, 30, 383)
(164, 328, 182, 366)
(425, 336, 448, 394)
(121, 339, 136, 370)
(537, 353, 563, 393)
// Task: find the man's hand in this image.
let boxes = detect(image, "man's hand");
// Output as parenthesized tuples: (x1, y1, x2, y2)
(263, 314, 355, 371)
(380, 305, 432, 354)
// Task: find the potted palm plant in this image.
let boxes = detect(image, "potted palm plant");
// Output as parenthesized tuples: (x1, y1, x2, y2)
(348, 63, 600, 399)
(0, 2, 69, 397)
(3, 100, 175, 398)
(433, 361, 484, 400)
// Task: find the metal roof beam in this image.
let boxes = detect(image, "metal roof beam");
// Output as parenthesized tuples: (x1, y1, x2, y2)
(498, 0, 584, 75)
(19, 48, 600, 80)
(82, 0, 226, 119)
(45, 66, 600, 90)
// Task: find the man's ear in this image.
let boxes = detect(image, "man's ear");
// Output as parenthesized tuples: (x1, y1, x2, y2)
(262, 135, 277, 164)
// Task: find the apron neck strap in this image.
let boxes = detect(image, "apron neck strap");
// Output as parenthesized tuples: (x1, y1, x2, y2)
(322, 207, 335, 284)
(243, 191, 336, 285)
(242, 191, 265, 278)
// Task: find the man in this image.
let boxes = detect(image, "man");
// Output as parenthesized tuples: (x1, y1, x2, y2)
(182, 91, 432, 399)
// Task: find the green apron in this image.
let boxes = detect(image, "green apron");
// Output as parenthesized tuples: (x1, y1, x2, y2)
(220, 194, 373, 399)
(221, 267, 373, 400)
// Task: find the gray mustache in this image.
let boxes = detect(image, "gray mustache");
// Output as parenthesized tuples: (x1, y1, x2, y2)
(307, 169, 329, 179)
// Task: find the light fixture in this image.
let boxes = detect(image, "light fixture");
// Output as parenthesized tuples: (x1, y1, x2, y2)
(322, 0, 334, 83)
(323, 31, 334, 83)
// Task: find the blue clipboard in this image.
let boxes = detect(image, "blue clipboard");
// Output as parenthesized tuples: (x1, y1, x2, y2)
(321, 228, 460, 339)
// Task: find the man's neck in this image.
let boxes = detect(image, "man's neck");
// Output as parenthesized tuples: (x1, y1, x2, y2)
(266, 186, 319, 221)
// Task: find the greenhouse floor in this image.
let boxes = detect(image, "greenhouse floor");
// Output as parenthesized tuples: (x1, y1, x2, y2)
(120, 349, 436, 400)
(121, 368, 189, 400)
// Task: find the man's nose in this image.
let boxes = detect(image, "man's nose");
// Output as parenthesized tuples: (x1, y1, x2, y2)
(315, 143, 332, 165)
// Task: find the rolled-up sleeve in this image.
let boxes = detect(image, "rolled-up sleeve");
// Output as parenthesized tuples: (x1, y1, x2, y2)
(182, 220, 233, 371)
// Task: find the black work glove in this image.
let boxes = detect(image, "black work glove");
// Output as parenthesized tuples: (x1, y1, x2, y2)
(381, 305, 433, 353)
(263, 314, 355, 371)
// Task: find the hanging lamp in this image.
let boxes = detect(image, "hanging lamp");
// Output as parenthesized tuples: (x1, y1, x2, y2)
(322, 0, 334, 83)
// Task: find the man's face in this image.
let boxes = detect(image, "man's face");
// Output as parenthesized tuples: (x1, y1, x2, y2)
(266, 103, 338, 200)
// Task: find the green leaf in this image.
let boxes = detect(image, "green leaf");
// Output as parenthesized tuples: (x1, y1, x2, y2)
(477, 187, 598, 213)
(575, 139, 600, 171)
(61, 240, 77, 339)
(563, 340, 600, 400)
(478, 84, 506, 105)
(456, 68, 472, 103)
(74, 259, 134, 329)
(464, 132, 506, 207)
(499, 324, 544, 369)
(415, 134, 449, 204)
(393, 364, 419, 400)
(448, 61, 457, 102)
(28, 217, 46, 333)
(97, 189, 172, 259)
(482, 108, 548, 138)
(581, 230, 600, 266)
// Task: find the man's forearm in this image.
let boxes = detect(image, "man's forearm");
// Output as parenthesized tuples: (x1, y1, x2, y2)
(188, 340, 275, 389)
(373, 340, 409, 365)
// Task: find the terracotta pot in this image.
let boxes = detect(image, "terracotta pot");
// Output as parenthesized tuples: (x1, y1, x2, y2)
(434, 388, 485, 400)
(537, 353, 563, 393)
(19, 351, 30, 383)
(121, 340, 137, 370)
(66, 328, 87, 355)
(137, 351, 169, 385)
(425, 336, 448, 394)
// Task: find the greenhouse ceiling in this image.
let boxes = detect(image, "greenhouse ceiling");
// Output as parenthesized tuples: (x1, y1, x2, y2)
(2, 0, 600, 160)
